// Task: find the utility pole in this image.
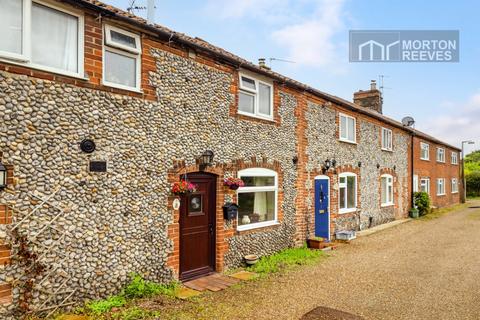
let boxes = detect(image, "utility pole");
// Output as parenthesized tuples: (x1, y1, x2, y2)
(461, 140, 475, 203)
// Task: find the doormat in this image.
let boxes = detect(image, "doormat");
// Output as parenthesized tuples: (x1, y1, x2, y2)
(301, 306, 364, 320)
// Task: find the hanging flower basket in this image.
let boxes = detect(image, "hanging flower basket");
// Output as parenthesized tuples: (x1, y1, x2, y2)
(223, 177, 245, 190)
(171, 180, 197, 196)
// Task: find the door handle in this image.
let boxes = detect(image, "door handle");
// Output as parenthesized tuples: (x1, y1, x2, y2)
(209, 224, 214, 234)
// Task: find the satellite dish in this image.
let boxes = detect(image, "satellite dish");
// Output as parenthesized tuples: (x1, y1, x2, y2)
(401, 116, 415, 127)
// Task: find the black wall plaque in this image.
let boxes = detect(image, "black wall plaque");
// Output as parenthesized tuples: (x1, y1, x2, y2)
(89, 161, 107, 172)
(80, 139, 96, 153)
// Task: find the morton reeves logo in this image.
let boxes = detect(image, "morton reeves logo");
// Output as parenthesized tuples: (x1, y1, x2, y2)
(349, 30, 459, 62)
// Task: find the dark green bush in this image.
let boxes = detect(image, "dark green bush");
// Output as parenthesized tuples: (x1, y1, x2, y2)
(414, 192, 430, 216)
(466, 171, 480, 197)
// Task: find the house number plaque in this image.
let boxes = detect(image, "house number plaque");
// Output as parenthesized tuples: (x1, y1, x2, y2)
(172, 198, 181, 210)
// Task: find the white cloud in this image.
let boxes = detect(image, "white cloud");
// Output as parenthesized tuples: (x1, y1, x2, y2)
(271, 0, 346, 70)
(419, 91, 480, 151)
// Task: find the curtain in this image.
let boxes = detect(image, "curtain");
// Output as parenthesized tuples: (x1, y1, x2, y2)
(254, 192, 267, 220)
(0, 0, 23, 54)
(31, 3, 78, 73)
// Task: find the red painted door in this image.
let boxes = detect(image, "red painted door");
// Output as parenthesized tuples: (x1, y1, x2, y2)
(179, 173, 216, 280)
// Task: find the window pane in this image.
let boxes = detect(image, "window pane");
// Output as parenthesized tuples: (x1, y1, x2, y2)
(388, 185, 393, 202)
(241, 76, 256, 90)
(258, 83, 271, 115)
(105, 50, 136, 87)
(340, 116, 347, 139)
(347, 176, 356, 208)
(339, 187, 346, 209)
(239, 92, 255, 114)
(381, 177, 387, 203)
(347, 118, 355, 141)
(238, 191, 275, 226)
(111, 29, 137, 49)
(0, 0, 23, 54)
(241, 176, 275, 187)
(32, 3, 79, 73)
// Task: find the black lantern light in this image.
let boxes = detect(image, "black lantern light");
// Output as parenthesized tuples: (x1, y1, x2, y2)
(324, 159, 332, 170)
(0, 162, 7, 189)
(199, 150, 214, 170)
(331, 159, 337, 168)
(358, 161, 362, 168)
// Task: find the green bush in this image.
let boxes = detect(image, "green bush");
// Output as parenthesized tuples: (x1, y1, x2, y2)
(123, 273, 179, 299)
(111, 307, 160, 320)
(85, 295, 126, 315)
(248, 246, 324, 274)
(414, 192, 431, 216)
(466, 171, 480, 197)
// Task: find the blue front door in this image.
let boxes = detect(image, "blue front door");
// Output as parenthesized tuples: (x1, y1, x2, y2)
(314, 178, 330, 239)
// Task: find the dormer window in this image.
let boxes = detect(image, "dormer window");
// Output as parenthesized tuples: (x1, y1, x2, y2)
(238, 73, 273, 120)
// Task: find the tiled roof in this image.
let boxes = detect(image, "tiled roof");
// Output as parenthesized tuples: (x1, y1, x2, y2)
(73, 0, 460, 151)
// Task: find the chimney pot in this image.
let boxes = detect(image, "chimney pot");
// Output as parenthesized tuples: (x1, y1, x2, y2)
(370, 80, 377, 90)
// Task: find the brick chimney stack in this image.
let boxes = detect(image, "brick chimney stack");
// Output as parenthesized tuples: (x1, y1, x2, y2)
(353, 80, 383, 114)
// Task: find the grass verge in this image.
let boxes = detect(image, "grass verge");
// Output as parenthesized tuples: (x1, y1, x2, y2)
(420, 202, 471, 221)
(248, 246, 325, 275)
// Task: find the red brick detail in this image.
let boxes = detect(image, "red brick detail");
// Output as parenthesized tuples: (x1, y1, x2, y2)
(0, 205, 12, 225)
(0, 244, 11, 266)
(0, 282, 12, 305)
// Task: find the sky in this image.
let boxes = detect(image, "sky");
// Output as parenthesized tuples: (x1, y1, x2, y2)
(106, 0, 480, 154)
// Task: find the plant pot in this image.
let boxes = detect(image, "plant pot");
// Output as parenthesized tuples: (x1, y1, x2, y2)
(307, 239, 324, 249)
(409, 208, 419, 218)
(229, 184, 240, 190)
(244, 254, 259, 265)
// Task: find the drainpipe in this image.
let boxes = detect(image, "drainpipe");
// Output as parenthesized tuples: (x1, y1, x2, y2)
(411, 133, 415, 209)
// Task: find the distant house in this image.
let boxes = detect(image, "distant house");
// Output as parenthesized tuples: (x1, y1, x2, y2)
(0, 0, 461, 317)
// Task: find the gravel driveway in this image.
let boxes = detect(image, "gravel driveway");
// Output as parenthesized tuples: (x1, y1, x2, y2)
(165, 201, 480, 320)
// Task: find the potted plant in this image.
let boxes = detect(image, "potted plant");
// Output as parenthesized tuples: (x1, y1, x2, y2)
(170, 180, 197, 196)
(223, 177, 245, 190)
(306, 237, 325, 249)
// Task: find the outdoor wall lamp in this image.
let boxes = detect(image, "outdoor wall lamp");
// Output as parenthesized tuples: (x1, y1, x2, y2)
(322, 159, 336, 173)
(0, 162, 7, 190)
(292, 156, 298, 165)
(199, 150, 214, 170)
(358, 161, 362, 168)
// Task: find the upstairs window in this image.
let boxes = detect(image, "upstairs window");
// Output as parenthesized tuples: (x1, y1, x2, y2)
(437, 178, 446, 195)
(0, 0, 84, 77)
(339, 172, 357, 213)
(339, 113, 356, 143)
(381, 174, 394, 206)
(103, 25, 141, 91)
(437, 148, 445, 163)
(238, 74, 273, 120)
(381, 127, 393, 151)
(451, 152, 458, 165)
(451, 178, 459, 193)
(420, 142, 430, 160)
(237, 168, 278, 230)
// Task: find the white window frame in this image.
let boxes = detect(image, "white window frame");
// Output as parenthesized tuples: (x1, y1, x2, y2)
(420, 142, 430, 160)
(381, 174, 394, 207)
(238, 73, 274, 120)
(436, 147, 445, 163)
(0, 0, 85, 78)
(339, 113, 357, 144)
(102, 25, 141, 92)
(381, 127, 393, 151)
(420, 178, 430, 194)
(451, 178, 459, 194)
(451, 152, 458, 165)
(338, 172, 357, 214)
(413, 175, 419, 192)
(437, 178, 446, 196)
(237, 168, 278, 231)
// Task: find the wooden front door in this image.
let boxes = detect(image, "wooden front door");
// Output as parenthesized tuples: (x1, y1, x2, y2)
(179, 172, 216, 281)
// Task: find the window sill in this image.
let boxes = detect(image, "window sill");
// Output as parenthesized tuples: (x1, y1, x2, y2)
(102, 80, 143, 93)
(237, 221, 279, 232)
(381, 148, 393, 152)
(237, 111, 275, 123)
(339, 139, 357, 145)
(452, 191, 459, 194)
(381, 203, 394, 208)
(437, 194, 446, 196)
(436, 161, 446, 164)
(0, 57, 88, 81)
(339, 208, 357, 214)
(420, 158, 430, 161)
